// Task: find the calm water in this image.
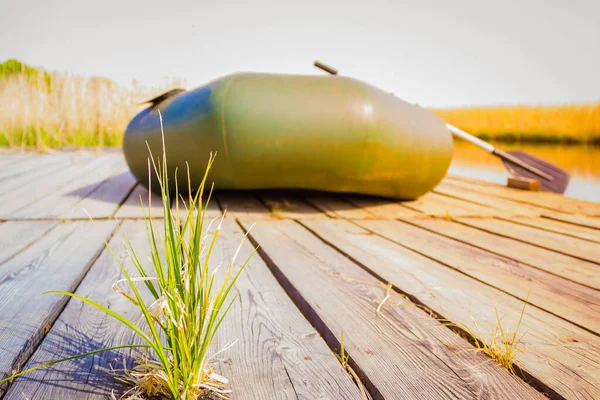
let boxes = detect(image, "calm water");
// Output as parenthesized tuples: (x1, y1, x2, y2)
(449, 142, 600, 202)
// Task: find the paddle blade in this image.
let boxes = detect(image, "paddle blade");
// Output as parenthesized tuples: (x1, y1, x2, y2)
(501, 150, 570, 194)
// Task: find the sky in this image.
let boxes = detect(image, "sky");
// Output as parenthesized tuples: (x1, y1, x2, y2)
(1, 0, 599, 107)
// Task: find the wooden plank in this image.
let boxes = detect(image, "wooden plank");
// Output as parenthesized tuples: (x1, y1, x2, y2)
(401, 192, 504, 218)
(457, 218, 600, 264)
(342, 194, 422, 219)
(302, 219, 600, 400)
(0, 154, 33, 167)
(446, 176, 600, 216)
(504, 217, 600, 244)
(255, 191, 328, 220)
(0, 221, 58, 264)
(0, 220, 116, 394)
(210, 219, 361, 399)
(216, 192, 275, 221)
(0, 154, 116, 219)
(2, 221, 144, 399)
(63, 171, 137, 219)
(239, 219, 544, 400)
(0, 153, 73, 182)
(114, 184, 163, 219)
(436, 180, 600, 229)
(543, 213, 600, 230)
(434, 181, 542, 216)
(354, 220, 600, 334)
(0, 153, 94, 198)
(8, 155, 127, 220)
(5, 220, 361, 399)
(303, 194, 376, 219)
(407, 217, 600, 290)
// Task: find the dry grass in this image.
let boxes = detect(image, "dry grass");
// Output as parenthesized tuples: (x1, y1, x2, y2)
(337, 330, 372, 400)
(433, 103, 600, 144)
(440, 293, 531, 375)
(0, 68, 185, 149)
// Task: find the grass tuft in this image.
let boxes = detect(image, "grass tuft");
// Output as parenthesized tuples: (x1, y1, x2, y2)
(440, 293, 531, 374)
(336, 330, 372, 400)
(1, 112, 252, 399)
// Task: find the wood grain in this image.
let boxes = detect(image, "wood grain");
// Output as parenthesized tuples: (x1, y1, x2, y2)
(342, 194, 422, 219)
(446, 176, 600, 216)
(216, 192, 275, 221)
(0, 221, 58, 264)
(303, 194, 376, 219)
(505, 217, 600, 243)
(457, 217, 600, 264)
(303, 218, 600, 400)
(5, 220, 361, 399)
(210, 219, 362, 399)
(114, 184, 164, 219)
(0, 154, 116, 219)
(400, 192, 502, 217)
(408, 217, 600, 290)
(255, 191, 328, 220)
(357, 219, 600, 333)
(63, 171, 137, 219)
(238, 219, 544, 400)
(0, 220, 116, 395)
(8, 155, 127, 219)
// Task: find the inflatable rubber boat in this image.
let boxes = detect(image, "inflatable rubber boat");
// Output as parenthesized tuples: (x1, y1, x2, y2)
(123, 72, 453, 199)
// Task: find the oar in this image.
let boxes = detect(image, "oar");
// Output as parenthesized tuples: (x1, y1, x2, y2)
(313, 60, 571, 194)
(447, 124, 570, 194)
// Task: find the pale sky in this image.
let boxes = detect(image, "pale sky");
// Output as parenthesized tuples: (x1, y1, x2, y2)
(2, 0, 599, 107)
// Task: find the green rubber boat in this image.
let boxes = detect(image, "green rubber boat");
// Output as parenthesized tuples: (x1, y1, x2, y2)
(123, 72, 453, 199)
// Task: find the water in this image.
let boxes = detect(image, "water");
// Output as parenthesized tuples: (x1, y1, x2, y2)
(449, 142, 600, 202)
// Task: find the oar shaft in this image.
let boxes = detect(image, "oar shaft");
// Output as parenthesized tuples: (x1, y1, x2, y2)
(446, 124, 495, 153)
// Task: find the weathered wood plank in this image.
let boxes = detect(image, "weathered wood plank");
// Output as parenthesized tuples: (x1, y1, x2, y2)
(8, 156, 127, 220)
(0, 154, 34, 167)
(0, 221, 58, 264)
(302, 218, 600, 400)
(434, 181, 542, 217)
(342, 194, 423, 219)
(63, 171, 137, 219)
(303, 194, 376, 219)
(239, 219, 544, 400)
(256, 191, 328, 220)
(543, 213, 600, 230)
(0, 155, 116, 219)
(216, 192, 275, 220)
(210, 219, 362, 399)
(355, 219, 600, 333)
(0, 153, 94, 199)
(3, 221, 145, 399)
(114, 184, 164, 219)
(503, 216, 600, 244)
(0, 221, 116, 395)
(0, 153, 74, 182)
(446, 176, 600, 216)
(401, 192, 503, 218)
(408, 217, 600, 290)
(457, 218, 600, 264)
(5, 220, 361, 399)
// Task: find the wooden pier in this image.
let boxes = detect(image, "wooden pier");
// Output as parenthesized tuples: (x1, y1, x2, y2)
(0, 151, 598, 399)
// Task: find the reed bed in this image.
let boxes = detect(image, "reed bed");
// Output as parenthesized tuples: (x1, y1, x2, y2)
(0, 61, 185, 149)
(434, 103, 600, 144)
